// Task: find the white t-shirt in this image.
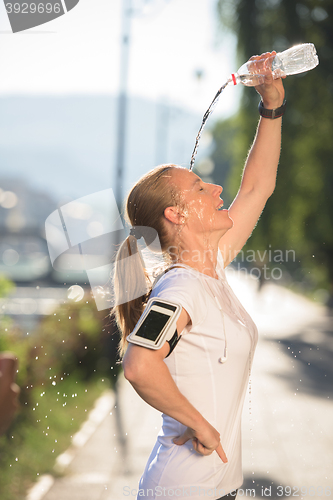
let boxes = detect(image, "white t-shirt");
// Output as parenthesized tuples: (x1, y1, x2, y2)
(137, 251, 258, 499)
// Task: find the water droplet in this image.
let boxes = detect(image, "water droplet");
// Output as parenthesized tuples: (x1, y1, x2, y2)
(67, 285, 84, 302)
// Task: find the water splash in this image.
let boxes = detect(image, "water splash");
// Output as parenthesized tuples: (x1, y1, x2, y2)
(189, 79, 230, 170)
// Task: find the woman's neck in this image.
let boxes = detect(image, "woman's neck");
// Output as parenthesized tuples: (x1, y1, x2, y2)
(170, 240, 219, 279)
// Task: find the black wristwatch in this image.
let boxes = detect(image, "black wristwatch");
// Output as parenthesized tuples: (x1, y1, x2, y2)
(258, 99, 286, 119)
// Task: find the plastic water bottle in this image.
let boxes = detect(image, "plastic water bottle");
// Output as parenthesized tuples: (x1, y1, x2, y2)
(189, 42, 319, 169)
(229, 43, 319, 87)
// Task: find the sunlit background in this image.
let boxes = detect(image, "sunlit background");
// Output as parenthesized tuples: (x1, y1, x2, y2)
(0, 0, 332, 499)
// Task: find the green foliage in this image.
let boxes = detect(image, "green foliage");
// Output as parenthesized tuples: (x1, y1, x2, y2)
(0, 275, 16, 335)
(0, 376, 105, 500)
(1, 298, 121, 404)
(209, 116, 243, 208)
(0, 297, 121, 498)
(0, 274, 15, 298)
(214, 0, 333, 293)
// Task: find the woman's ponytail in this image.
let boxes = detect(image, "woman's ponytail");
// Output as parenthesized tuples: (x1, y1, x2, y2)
(113, 235, 151, 357)
(112, 164, 179, 357)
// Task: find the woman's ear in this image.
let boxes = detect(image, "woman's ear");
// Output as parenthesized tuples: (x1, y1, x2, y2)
(164, 206, 184, 225)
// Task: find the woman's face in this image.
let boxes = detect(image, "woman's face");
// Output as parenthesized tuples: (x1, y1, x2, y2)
(169, 167, 233, 237)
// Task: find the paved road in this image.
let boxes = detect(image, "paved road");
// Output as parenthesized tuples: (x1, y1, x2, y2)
(28, 273, 333, 500)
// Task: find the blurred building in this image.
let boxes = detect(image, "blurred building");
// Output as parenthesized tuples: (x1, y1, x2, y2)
(0, 177, 57, 284)
(0, 94, 211, 329)
(0, 94, 209, 287)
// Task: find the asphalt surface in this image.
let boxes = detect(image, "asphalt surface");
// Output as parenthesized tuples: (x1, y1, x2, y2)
(27, 273, 333, 500)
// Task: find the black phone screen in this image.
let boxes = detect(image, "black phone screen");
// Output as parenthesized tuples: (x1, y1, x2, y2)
(135, 310, 170, 342)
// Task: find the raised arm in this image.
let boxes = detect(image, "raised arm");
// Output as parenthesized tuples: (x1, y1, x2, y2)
(122, 307, 227, 462)
(219, 52, 285, 267)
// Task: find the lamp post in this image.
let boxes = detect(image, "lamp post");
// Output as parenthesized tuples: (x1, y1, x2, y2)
(114, 0, 132, 213)
(114, 0, 171, 212)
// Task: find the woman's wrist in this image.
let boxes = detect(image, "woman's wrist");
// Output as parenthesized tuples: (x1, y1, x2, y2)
(261, 97, 285, 109)
(259, 99, 286, 119)
(190, 412, 210, 432)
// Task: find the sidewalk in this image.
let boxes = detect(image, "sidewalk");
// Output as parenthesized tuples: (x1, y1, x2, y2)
(27, 274, 333, 500)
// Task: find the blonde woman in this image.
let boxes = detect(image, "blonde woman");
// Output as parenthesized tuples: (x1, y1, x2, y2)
(113, 53, 285, 499)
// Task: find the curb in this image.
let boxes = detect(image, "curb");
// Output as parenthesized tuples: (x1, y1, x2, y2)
(25, 389, 115, 500)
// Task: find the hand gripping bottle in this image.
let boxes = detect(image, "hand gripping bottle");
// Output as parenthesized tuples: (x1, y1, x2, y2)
(229, 43, 319, 87)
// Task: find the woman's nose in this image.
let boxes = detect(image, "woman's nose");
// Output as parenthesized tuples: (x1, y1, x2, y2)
(212, 184, 223, 196)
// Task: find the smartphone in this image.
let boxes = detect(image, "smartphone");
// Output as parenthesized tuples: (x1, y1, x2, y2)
(127, 298, 181, 350)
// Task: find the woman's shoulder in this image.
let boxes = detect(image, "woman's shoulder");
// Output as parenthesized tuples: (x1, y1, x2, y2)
(152, 266, 203, 293)
(151, 266, 207, 326)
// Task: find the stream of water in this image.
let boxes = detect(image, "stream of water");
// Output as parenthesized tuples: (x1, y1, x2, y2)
(189, 78, 231, 170)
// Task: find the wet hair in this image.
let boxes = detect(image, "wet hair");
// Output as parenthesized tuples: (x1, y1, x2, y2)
(112, 164, 181, 357)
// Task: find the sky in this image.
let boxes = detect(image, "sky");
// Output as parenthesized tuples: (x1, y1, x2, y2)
(0, 0, 241, 118)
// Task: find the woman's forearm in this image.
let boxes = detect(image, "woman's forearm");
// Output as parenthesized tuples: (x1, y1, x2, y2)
(123, 344, 227, 461)
(240, 115, 282, 198)
(239, 61, 285, 199)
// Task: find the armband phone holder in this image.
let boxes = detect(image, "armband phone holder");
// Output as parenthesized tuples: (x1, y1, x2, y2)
(127, 298, 182, 352)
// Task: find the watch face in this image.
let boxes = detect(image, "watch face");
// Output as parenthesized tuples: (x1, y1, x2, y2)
(135, 310, 170, 342)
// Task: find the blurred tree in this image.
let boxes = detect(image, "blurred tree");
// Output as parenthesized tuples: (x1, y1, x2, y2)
(208, 116, 240, 209)
(214, 0, 333, 294)
(0, 276, 16, 348)
(0, 275, 15, 299)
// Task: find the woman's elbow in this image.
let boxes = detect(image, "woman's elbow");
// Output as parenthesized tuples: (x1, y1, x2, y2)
(122, 357, 136, 383)
(267, 180, 276, 198)
(122, 349, 144, 384)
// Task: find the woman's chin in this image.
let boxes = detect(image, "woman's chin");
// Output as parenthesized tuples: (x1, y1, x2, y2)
(227, 215, 234, 228)
(220, 210, 234, 229)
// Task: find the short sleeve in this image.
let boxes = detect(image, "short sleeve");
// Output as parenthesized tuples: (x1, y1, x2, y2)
(150, 268, 207, 328)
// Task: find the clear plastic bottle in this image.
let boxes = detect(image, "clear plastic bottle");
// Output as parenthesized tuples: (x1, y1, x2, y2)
(229, 43, 319, 87)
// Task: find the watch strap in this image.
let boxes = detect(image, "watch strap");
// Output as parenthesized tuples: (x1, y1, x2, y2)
(258, 99, 286, 119)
